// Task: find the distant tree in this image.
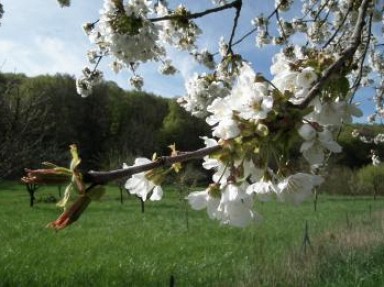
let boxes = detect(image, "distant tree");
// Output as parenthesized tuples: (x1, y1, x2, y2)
(0, 74, 53, 178)
(160, 100, 210, 153)
(102, 90, 169, 164)
(337, 124, 384, 168)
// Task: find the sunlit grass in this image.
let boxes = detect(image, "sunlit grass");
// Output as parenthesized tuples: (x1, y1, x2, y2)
(1, 181, 384, 286)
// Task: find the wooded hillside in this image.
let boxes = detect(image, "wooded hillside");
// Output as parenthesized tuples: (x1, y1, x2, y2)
(0, 73, 210, 179)
(0, 72, 382, 179)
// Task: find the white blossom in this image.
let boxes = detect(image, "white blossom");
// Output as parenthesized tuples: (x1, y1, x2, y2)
(130, 75, 144, 90)
(76, 77, 93, 98)
(186, 188, 220, 219)
(212, 0, 228, 6)
(296, 67, 317, 89)
(87, 0, 166, 86)
(86, 49, 99, 64)
(306, 98, 363, 125)
(272, 69, 298, 94)
(206, 97, 233, 126)
(298, 124, 342, 165)
(158, 59, 177, 75)
(110, 61, 123, 74)
(156, 3, 201, 51)
(374, 133, 384, 144)
(216, 184, 258, 227)
(246, 178, 277, 202)
(193, 48, 215, 69)
(372, 154, 381, 166)
(277, 173, 324, 204)
(230, 63, 273, 121)
(76, 67, 103, 97)
(211, 118, 240, 140)
(218, 37, 228, 57)
(125, 157, 163, 201)
(187, 184, 260, 228)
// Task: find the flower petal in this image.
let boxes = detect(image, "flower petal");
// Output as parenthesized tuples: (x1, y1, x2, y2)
(150, 186, 163, 201)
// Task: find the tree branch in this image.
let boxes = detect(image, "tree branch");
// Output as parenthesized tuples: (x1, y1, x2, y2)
(84, 145, 221, 185)
(149, 0, 241, 23)
(228, 0, 242, 53)
(298, 0, 372, 109)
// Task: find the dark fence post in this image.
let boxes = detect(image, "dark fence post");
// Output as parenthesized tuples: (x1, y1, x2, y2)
(118, 181, 124, 204)
(169, 274, 175, 287)
(302, 220, 311, 254)
(26, 183, 39, 207)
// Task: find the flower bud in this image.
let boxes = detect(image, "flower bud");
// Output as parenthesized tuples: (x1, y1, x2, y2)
(21, 168, 71, 185)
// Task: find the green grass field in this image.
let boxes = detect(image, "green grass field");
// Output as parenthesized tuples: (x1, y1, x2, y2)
(1, 181, 384, 286)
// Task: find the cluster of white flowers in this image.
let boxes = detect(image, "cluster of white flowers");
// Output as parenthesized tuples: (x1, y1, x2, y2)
(177, 73, 231, 118)
(101, 1, 163, 61)
(187, 183, 257, 227)
(74, 0, 384, 228)
(121, 134, 324, 227)
(275, 0, 293, 12)
(298, 124, 342, 165)
(76, 67, 103, 97)
(78, 0, 204, 92)
(186, 139, 324, 226)
(192, 49, 216, 70)
(269, 46, 363, 167)
(158, 59, 177, 75)
(79, 0, 163, 90)
(206, 63, 273, 138)
(130, 75, 144, 90)
(270, 46, 316, 103)
(173, 57, 329, 226)
(210, 173, 321, 226)
(351, 130, 384, 165)
(155, 3, 202, 51)
(122, 38, 366, 226)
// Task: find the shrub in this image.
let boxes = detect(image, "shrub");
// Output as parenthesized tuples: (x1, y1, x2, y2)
(319, 165, 355, 195)
(354, 164, 384, 197)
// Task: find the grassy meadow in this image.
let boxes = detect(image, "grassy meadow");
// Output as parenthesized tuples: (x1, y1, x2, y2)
(1, 181, 384, 286)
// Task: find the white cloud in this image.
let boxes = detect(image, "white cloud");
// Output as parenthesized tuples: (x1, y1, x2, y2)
(34, 36, 86, 75)
(0, 37, 86, 76)
(0, 40, 35, 74)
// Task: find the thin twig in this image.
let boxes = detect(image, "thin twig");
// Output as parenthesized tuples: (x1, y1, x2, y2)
(322, 4, 352, 49)
(230, 0, 284, 49)
(228, 0, 242, 52)
(349, 13, 373, 102)
(275, 9, 288, 44)
(314, 0, 330, 23)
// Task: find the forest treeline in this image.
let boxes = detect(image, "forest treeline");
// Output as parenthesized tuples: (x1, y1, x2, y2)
(0, 72, 382, 180)
(0, 73, 210, 179)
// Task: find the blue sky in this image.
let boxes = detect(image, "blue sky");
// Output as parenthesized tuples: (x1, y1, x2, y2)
(0, 0, 375, 120)
(0, 0, 277, 97)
